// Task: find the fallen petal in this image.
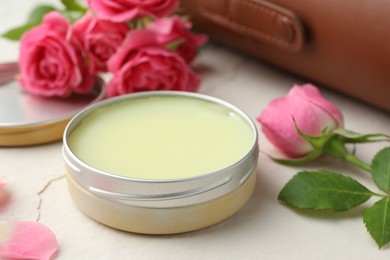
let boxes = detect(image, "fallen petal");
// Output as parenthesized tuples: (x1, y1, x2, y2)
(0, 174, 5, 189)
(0, 221, 58, 260)
(0, 175, 9, 208)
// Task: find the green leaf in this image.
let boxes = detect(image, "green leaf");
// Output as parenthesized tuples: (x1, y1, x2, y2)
(1, 5, 56, 41)
(28, 5, 57, 24)
(61, 0, 87, 12)
(371, 147, 390, 193)
(165, 38, 186, 51)
(278, 170, 373, 211)
(1, 23, 39, 41)
(333, 128, 390, 143)
(269, 149, 323, 166)
(363, 198, 390, 248)
(58, 10, 85, 23)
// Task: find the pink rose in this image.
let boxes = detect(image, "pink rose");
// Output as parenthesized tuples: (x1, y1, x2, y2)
(107, 29, 201, 96)
(257, 84, 344, 158)
(73, 12, 130, 72)
(19, 12, 95, 98)
(87, 0, 179, 22)
(147, 16, 207, 63)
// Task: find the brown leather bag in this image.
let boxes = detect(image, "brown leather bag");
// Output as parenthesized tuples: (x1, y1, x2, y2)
(181, 0, 390, 111)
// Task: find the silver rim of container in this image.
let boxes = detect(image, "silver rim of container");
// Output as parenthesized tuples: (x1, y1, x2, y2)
(62, 91, 258, 208)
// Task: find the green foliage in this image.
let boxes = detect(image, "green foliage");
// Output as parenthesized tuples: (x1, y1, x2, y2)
(270, 149, 322, 166)
(333, 129, 390, 143)
(1, 5, 56, 41)
(28, 5, 57, 24)
(371, 147, 390, 193)
(1, 1, 87, 41)
(278, 171, 373, 211)
(278, 146, 390, 248)
(2, 23, 39, 41)
(165, 38, 186, 51)
(58, 10, 85, 23)
(61, 0, 87, 12)
(363, 198, 390, 248)
(321, 136, 349, 158)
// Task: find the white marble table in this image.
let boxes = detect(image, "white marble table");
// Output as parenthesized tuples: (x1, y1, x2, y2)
(1, 1, 390, 259)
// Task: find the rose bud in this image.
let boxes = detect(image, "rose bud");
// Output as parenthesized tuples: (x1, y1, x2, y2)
(257, 84, 344, 158)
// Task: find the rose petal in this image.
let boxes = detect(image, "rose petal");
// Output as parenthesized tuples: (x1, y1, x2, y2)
(289, 84, 344, 127)
(0, 174, 5, 190)
(87, 0, 178, 22)
(146, 16, 208, 63)
(0, 174, 9, 207)
(0, 221, 58, 260)
(107, 30, 159, 72)
(72, 12, 130, 72)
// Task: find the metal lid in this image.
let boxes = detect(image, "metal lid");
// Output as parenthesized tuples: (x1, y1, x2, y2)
(0, 62, 106, 146)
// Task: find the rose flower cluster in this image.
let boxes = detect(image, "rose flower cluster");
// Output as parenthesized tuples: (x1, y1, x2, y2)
(18, 0, 207, 98)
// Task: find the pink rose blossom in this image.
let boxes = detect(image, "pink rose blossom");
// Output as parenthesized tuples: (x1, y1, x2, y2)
(147, 16, 207, 63)
(87, 0, 179, 22)
(107, 29, 201, 96)
(258, 84, 344, 158)
(73, 12, 130, 72)
(0, 221, 58, 260)
(18, 12, 95, 98)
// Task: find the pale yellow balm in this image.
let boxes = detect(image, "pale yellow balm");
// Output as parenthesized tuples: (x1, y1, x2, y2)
(68, 95, 254, 180)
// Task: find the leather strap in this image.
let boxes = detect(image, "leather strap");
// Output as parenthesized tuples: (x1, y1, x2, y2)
(198, 0, 305, 52)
